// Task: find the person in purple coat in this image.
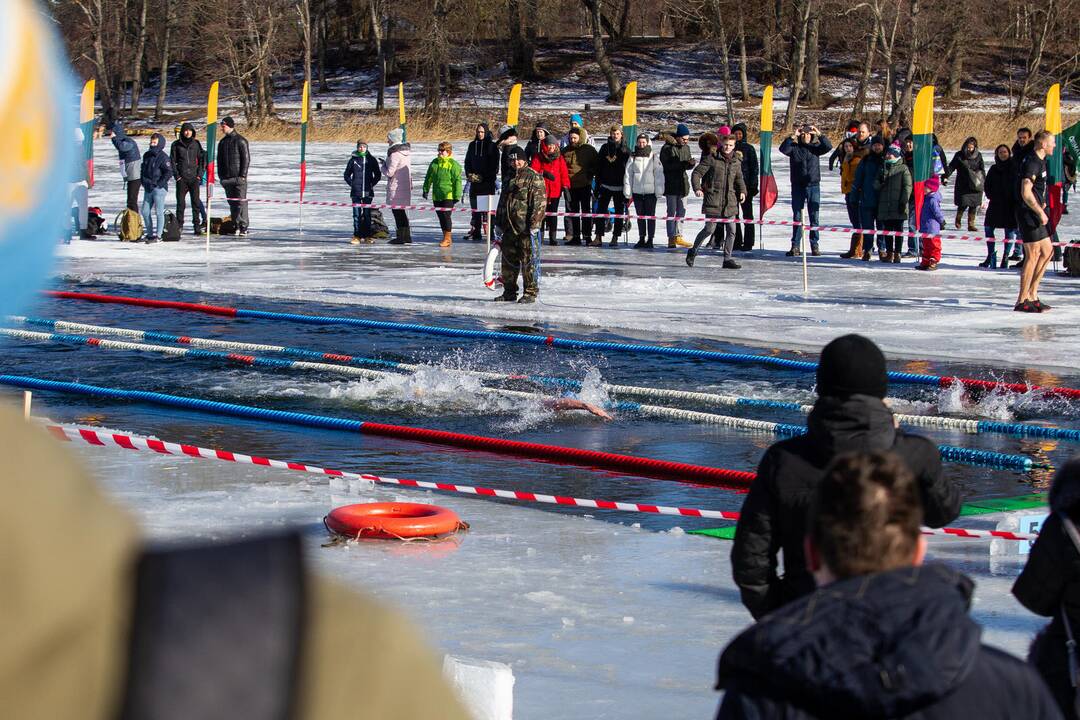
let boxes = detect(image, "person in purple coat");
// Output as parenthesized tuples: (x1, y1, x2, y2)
(917, 175, 945, 270)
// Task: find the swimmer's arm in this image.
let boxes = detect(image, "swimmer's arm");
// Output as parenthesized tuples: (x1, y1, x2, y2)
(545, 398, 613, 420)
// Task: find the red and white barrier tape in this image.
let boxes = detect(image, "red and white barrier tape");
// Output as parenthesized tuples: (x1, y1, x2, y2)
(45, 422, 1038, 541)
(234, 195, 1073, 246)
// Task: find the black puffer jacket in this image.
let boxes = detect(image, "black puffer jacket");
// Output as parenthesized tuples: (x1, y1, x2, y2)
(217, 130, 250, 181)
(717, 564, 1064, 719)
(659, 134, 694, 197)
(1013, 457, 1080, 718)
(170, 123, 206, 184)
(139, 134, 172, 191)
(778, 135, 832, 187)
(731, 394, 960, 619)
(464, 124, 499, 195)
(596, 138, 630, 190)
(732, 123, 759, 196)
(984, 151, 1017, 230)
(945, 137, 986, 208)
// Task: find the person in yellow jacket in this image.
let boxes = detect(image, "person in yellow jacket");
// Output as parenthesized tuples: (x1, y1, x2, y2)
(839, 138, 868, 259)
(423, 142, 464, 247)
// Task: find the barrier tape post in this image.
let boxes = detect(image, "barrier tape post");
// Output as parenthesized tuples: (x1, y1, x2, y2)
(22, 391, 31, 420)
(801, 209, 809, 295)
(45, 422, 1041, 542)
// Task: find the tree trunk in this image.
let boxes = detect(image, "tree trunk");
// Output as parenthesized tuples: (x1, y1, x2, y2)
(584, 0, 623, 102)
(508, 0, 523, 74)
(806, 12, 820, 106)
(708, 0, 735, 125)
(738, 10, 749, 101)
(521, 0, 539, 77)
(297, 0, 313, 104)
(618, 0, 632, 40)
(781, 0, 813, 134)
(945, 30, 964, 99)
(318, 9, 329, 92)
(892, 0, 919, 126)
(853, 25, 877, 117)
(1014, 0, 1055, 116)
(369, 0, 385, 110)
(154, 0, 173, 120)
(129, 0, 149, 114)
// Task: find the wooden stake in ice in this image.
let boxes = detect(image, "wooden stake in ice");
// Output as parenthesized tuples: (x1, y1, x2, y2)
(22, 391, 31, 420)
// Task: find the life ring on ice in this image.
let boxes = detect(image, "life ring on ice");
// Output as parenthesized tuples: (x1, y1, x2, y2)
(324, 502, 467, 540)
(483, 242, 502, 290)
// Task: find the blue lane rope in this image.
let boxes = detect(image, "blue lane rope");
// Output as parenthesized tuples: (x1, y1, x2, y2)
(0, 375, 1039, 471)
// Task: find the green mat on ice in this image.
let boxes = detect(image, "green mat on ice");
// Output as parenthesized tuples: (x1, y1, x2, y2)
(688, 493, 1048, 541)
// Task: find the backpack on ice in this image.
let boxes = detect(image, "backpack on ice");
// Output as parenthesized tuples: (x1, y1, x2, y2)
(115, 209, 144, 242)
(162, 211, 181, 242)
(1064, 244, 1080, 277)
(87, 207, 106, 236)
(209, 216, 237, 235)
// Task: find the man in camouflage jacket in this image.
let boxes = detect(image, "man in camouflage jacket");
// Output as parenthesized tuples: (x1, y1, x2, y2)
(495, 145, 547, 304)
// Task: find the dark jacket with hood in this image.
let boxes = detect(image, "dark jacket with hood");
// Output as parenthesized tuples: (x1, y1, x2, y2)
(984, 150, 1018, 229)
(778, 135, 832, 187)
(217, 129, 250, 182)
(344, 149, 382, 200)
(876, 158, 913, 221)
(596, 137, 630, 190)
(691, 137, 745, 218)
(1013, 457, 1080, 718)
(524, 123, 549, 164)
(732, 123, 759, 196)
(170, 123, 206, 185)
(854, 147, 885, 209)
(717, 564, 1064, 720)
(658, 133, 694, 197)
(464, 124, 499, 195)
(139, 134, 172, 192)
(731, 394, 959, 619)
(945, 137, 986, 208)
(111, 122, 140, 164)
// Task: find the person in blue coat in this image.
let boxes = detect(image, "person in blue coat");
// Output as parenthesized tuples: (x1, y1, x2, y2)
(717, 451, 1064, 720)
(854, 136, 886, 260)
(779, 124, 832, 255)
(139, 133, 172, 242)
(343, 139, 382, 244)
(108, 121, 142, 211)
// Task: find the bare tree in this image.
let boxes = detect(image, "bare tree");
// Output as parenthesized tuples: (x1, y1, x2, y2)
(781, 0, 813, 133)
(154, 0, 174, 120)
(892, 0, 920, 126)
(806, 10, 820, 106)
(737, 10, 750, 101)
(1013, 0, 1057, 116)
(129, 0, 149, 113)
(296, 0, 313, 100)
(583, 0, 623, 102)
(852, 22, 878, 117)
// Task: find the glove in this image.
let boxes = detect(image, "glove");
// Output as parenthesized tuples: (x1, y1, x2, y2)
(467, 173, 483, 183)
(543, 171, 556, 181)
(422, 192, 429, 200)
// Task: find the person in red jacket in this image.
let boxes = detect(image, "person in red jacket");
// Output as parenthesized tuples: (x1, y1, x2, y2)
(530, 135, 570, 246)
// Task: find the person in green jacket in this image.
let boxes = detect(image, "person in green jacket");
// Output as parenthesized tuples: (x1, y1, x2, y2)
(423, 141, 464, 247)
(874, 144, 913, 263)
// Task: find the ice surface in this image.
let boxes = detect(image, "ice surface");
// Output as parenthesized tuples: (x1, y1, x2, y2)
(62, 139, 1080, 371)
(64, 441, 1048, 720)
(443, 655, 515, 720)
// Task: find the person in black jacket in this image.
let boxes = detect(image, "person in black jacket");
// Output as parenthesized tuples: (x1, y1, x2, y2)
(107, 122, 142, 212)
(343, 139, 382, 244)
(944, 136, 986, 231)
(778, 125, 832, 255)
(731, 123, 759, 251)
(718, 451, 1063, 720)
(170, 122, 206, 235)
(731, 334, 961, 619)
(1014, 457, 1080, 720)
(139, 133, 172, 243)
(594, 125, 630, 246)
(464, 123, 499, 241)
(217, 116, 250, 235)
(981, 144, 1019, 268)
(1008, 128, 1036, 265)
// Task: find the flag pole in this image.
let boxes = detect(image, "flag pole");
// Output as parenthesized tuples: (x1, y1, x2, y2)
(204, 81, 220, 253)
(300, 80, 309, 232)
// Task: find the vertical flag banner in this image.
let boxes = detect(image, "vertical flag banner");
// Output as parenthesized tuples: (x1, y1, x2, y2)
(759, 85, 777, 217)
(398, 82, 407, 143)
(299, 79, 309, 229)
(507, 83, 522, 128)
(204, 81, 219, 246)
(79, 79, 95, 187)
(1062, 120, 1080, 173)
(621, 81, 638, 150)
(1046, 83, 1064, 232)
(912, 85, 935, 230)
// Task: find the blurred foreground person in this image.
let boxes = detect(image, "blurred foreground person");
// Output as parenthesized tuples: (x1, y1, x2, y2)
(0, 4, 470, 717)
(716, 452, 1063, 719)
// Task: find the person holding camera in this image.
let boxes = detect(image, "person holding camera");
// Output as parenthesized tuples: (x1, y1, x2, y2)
(779, 124, 832, 256)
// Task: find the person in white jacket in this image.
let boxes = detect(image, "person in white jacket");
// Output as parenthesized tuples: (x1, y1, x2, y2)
(623, 133, 665, 248)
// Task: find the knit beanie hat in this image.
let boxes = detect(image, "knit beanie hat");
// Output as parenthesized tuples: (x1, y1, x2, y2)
(675, 123, 690, 138)
(717, 125, 731, 137)
(387, 127, 405, 146)
(504, 145, 524, 163)
(885, 144, 902, 162)
(924, 175, 940, 193)
(816, 334, 888, 399)
(498, 124, 516, 142)
(222, 116, 236, 129)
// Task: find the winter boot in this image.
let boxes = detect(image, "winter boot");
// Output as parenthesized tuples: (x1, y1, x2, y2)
(389, 227, 412, 244)
(1000, 253, 1010, 269)
(685, 249, 697, 267)
(979, 247, 996, 268)
(675, 235, 693, 248)
(634, 239, 646, 248)
(440, 231, 452, 248)
(667, 237, 677, 248)
(350, 236, 362, 245)
(645, 238, 654, 249)
(840, 233, 861, 258)
(954, 209, 963, 230)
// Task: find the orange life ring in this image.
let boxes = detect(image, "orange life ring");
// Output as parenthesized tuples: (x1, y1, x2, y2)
(324, 502, 466, 540)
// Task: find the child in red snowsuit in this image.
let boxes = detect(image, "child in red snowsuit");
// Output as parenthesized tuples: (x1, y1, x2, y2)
(530, 136, 571, 245)
(917, 175, 945, 270)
